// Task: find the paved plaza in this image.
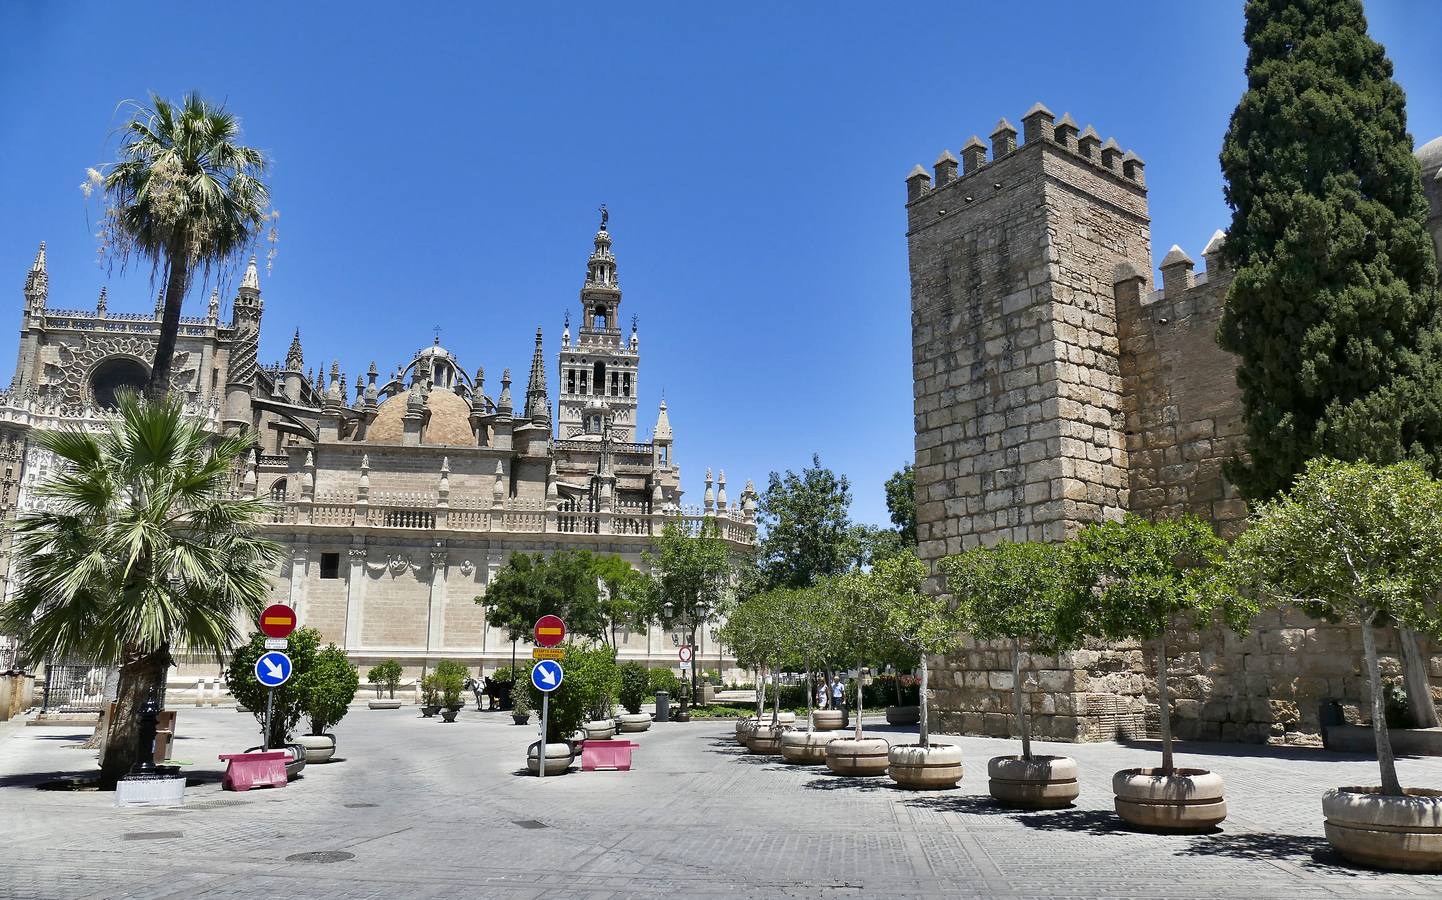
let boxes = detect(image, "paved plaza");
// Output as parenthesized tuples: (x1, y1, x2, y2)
(3, 707, 1442, 899)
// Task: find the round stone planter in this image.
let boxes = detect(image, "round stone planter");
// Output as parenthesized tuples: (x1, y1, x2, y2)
(885, 705, 920, 726)
(421, 705, 441, 718)
(747, 724, 786, 755)
(512, 711, 531, 725)
(825, 737, 891, 777)
(779, 729, 847, 764)
(617, 713, 652, 734)
(988, 755, 1079, 809)
(367, 699, 402, 710)
(1323, 786, 1442, 872)
(888, 743, 963, 789)
(583, 720, 616, 740)
(526, 742, 574, 776)
(736, 717, 758, 745)
(1113, 768, 1227, 832)
(812, 709, 844, 731)
(297, 733, 336, 764)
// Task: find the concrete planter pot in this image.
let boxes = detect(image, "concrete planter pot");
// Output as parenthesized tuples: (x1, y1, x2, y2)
(746, 724, 786, 755)
(367, 699, 402, 710)
(1323, 786, 1442, 872)
(987, 755, 1079, 809)
(512, 711, 531, 725)
(888, 743, 963, 789)
(440, 707, 461, 723)
(526, 742, 574, 776)
(421, 705, 441, 718)
(812, 709, 844, 731)
(583, 720, 616, 740)
(617, 713, 652, 733)
(779, 729, 847, 764)
(825, 737, 891, 777)
(885, 705, 920, 726)
(735, 717, 758, 745)
(297, 733, 337, 764)
(1113, 768, 1227, 832)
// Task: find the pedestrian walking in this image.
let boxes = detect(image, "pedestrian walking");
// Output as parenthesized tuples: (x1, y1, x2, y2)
(832, 676, 847, 728)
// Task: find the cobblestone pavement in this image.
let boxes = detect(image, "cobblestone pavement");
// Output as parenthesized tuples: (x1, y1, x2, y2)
(3, 707, 1442, 899)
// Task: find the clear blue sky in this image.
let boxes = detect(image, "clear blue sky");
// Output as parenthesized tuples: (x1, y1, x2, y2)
(1, 2, 1439, 527)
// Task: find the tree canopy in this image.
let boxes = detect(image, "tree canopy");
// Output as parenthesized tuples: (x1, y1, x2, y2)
(754, 454, 853, 590)
(1218, 0, 1442, 499)
(477, 549, 650, 648)
(884, 463, 917, 546)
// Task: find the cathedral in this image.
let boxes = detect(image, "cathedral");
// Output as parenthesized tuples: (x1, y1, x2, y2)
(0, 212, 757, 679)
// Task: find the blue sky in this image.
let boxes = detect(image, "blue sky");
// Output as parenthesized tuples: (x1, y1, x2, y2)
(1, 2, 1439, 527)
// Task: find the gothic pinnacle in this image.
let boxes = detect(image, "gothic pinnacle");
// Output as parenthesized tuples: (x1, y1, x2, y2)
(241, 254, 260, 291)
(286, 329, 304, 370)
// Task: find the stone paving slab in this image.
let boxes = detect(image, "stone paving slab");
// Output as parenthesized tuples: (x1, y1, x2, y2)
(2, 707, 1442, 898)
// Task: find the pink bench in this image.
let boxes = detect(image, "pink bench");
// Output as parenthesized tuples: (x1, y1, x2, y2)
(219, 751, 289, 791)
(580, 739, 639, 771)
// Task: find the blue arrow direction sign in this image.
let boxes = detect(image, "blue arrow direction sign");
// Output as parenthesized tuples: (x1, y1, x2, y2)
(530, 659, 564, 693)
(255, 650, 292, 688)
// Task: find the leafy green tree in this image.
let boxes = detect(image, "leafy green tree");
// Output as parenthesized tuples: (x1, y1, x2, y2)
(476, 550, 607, 644)
(433, 659, 469, 708)
(650, 521, 735, 706)
(366, 660, 402, 699)
(2, 394, 280, 784)
(89, 92, 273, 397)
(884, 463, 917, 546)
(719, 588, 793, 725)
(1218, 0, 1442, 501)
(1066, 516, 1255, 774)
(844, 524, 907, 571)
(296, 644, 359, 735)
(943, 541, 1074, 759)
(592, 554, 657, 648)
(864, 552, 958, 747)
(755, 454, 853, 590)
(617, 662, 649, 715)
(227, 628, 320, 748)
(829, 568, 895, 740)
(1229, 459, 1442, 795)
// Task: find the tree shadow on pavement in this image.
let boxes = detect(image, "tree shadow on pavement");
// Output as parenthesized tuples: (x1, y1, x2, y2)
(900, 794, 1023, 817)
(802, 775, 901, 793)
(1010, 807, 1135, 836)
(1175, 831, 1381, 876)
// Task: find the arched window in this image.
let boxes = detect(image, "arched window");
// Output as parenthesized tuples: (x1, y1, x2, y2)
(270, 479, 288, 502)
(593, 304, 607, 329)
(593, 362, 606, 396)
(90, 357, 150, 409)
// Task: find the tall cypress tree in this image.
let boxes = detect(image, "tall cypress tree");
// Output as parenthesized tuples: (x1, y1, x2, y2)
(1219, 0, 1442, 501)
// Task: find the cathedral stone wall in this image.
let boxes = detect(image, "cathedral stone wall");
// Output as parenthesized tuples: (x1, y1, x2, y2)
(911, 105, 1442, 747)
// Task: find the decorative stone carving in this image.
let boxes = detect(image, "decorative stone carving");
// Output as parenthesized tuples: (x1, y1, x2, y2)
(388, 554, 410, 574)
(52, 336, 197, 403)
(458, 559, 474, 576)
(348, 547, 368, 559)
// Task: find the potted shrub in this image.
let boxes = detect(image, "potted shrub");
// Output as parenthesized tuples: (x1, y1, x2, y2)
(1068, 514, 1254, 833)
(616, 661, 652, 733)
(526, 643, 619, 774)
(822, 572, 892, 777)
(295, 644, 359, 763)
(366, 660, 403, 709)
(777, 585, 849, 764)
(420, 674, 442, 718)
(719, 588, 792, 754)
(227, 628, 319, 768)
(434, 660, 468, 722)
(1231, 459, 1442, 871)
(867, 553, 965, 789)
(944, 539, 1079, 808)
(510, 682, 532, 725)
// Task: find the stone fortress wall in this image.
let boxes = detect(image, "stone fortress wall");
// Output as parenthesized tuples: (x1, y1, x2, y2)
(908, 104, 1442, 746)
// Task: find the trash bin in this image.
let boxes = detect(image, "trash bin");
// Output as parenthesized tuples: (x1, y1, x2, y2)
(654, 691, 670, 723)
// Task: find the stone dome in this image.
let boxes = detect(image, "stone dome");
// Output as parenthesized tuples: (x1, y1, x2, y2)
(1417, 135, 1442, 177)
(366, 388, 475, 447)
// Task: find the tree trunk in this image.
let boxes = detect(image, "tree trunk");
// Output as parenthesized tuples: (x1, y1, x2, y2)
(1157, 633, 1174, 774)
(919, 655, 930, 749)
(805, 664, 814, 728)
(81, 667, 121, 750)
(771, 664, 781, 728)
(97, 644, 169, 787)
(755, 665, 765, 720)
(1397, 627, 1440, 727)
(1362, 614, 1405, 796)
(147, 245, 191, 399)
(854, 662, 864, 741)
(1013, 636, 1030, 760)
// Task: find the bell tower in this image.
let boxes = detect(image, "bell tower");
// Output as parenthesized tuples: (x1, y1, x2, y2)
(557, 206, 640, 442)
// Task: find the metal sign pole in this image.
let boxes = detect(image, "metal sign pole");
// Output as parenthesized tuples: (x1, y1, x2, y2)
(263, 687, 274, 751)
(538, 693, 549, 779)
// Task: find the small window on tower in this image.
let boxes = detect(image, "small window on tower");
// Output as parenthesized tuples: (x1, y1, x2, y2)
(580, 371, 588, 394)
(593, 362, 606, 395)
(623, 373, 631, 397)
(593, 304, 607, 329)
(320, 552, 340, 579)
(567, 370, 576, 394)
(611, 372, 618, 396)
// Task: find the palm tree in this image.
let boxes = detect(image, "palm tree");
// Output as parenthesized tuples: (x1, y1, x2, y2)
(92, 92, 271, 397)
(1, 393, 281, 784)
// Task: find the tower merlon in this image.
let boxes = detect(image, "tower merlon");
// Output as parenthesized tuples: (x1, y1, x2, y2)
(990, 117, 1018, 159)
(933, 149, 959, 188)
(1020, 102, 1055, 145)
(1159, 244, 1196, 298)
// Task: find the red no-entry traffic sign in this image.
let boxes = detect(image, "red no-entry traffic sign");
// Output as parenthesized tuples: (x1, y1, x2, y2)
(534, 615, 566, 648)
(259, 603, 298, 639)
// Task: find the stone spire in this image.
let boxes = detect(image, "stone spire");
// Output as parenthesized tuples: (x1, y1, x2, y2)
(153, 289, 165, 319)
(524, 327, 550, 425)
(240, 254, 260, 292)
(95, 286, 108, 317)
(585, 205, 618, 290)
(286, 330, 304, 371)
(654, 398, 673, 441)
(716, 470, 728, 508)
(207, 287, 219, 321)
(497, 368, 513, 416)
(703, 468, 715, 513)
(23, 242, 47, 309)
